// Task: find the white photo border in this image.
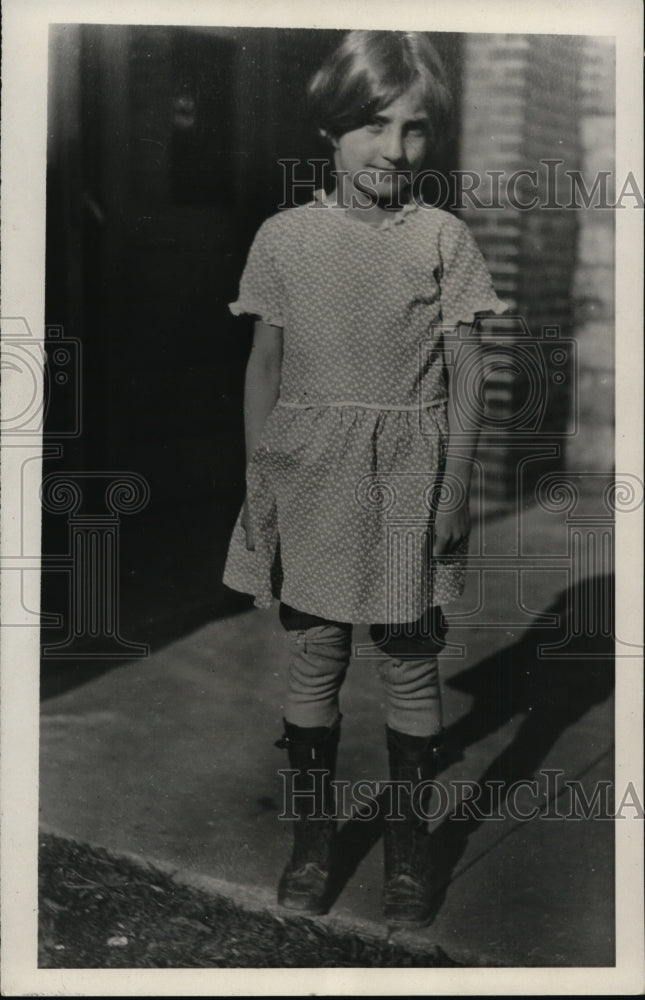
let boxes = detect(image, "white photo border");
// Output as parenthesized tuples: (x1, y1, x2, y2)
(1, 0, 643, 994)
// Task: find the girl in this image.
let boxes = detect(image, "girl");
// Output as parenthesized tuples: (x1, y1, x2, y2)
(224, 30, 507, 929)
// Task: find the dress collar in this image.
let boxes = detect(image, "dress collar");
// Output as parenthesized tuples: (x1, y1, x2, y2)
(312, 188, 419, 231)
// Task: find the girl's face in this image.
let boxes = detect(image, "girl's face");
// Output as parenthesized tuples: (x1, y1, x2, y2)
(330, 84, 431, 203)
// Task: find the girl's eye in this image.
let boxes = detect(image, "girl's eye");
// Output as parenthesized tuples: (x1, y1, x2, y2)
(407, 124, 429, 137)
(366, 120, 385, 133)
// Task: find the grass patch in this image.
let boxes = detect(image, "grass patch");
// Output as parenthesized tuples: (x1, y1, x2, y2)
(39, 832, 469, 968)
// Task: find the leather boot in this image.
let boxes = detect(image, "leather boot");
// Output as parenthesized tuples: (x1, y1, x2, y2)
(383, 725, 441, 929)
(275, 715, 341, 914)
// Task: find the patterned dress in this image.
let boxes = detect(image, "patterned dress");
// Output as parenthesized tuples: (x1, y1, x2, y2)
(223, 191, 506, 624)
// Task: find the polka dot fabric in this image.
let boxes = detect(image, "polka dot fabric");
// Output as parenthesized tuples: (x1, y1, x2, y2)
(224, 192, 507, 624)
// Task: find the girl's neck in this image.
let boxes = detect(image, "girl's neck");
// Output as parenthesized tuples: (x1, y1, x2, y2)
(327, 177, 412, 227)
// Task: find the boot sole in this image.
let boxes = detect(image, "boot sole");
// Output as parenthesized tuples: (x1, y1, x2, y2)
(385, 912, 434, 931)
(278, 896, 329, 916)
(278, 870, 331, 916)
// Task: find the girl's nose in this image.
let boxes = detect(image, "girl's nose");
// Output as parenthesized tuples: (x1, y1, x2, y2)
(381, 129, 405, 164)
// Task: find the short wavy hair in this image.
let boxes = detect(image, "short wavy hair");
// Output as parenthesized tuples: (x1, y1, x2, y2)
(308, 30, 453, 149)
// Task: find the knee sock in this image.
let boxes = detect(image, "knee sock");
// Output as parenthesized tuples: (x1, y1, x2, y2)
(285, 623, 352, 729)
(378, 655, 442, 738)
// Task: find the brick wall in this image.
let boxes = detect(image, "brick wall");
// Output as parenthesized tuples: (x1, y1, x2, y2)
(567, 37, 615, 473)
(459, 34, 592, 508)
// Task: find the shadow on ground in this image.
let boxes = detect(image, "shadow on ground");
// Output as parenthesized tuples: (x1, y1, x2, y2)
(325, 574, 615, 913)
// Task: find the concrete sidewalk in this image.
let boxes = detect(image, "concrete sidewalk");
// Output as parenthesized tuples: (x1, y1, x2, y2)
(40, 487, 615, 967)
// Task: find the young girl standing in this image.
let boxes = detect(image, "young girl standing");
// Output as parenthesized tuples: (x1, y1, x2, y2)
(224, 30, 507, 929)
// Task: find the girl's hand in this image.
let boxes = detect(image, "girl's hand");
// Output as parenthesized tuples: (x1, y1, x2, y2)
(433, 502, 470, 556)
(241, 496, 255, 551)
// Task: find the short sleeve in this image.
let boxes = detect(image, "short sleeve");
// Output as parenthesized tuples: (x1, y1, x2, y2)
(438, 217, 508, 327)
(228, 220, 285, 327)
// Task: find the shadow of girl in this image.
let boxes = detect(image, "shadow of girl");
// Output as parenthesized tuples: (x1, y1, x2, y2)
(328, 575, 615, 918)
(426, 573, 615, 919)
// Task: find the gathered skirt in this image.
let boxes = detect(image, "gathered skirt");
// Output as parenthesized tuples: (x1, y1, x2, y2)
(222, 400, 468, 625)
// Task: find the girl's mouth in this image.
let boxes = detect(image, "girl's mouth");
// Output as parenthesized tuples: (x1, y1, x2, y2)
(366, 167, 411, 179)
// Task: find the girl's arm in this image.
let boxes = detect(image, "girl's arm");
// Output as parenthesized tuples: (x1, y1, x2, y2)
(434, 323, 485, 556)
(241, 320, 283, 550)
